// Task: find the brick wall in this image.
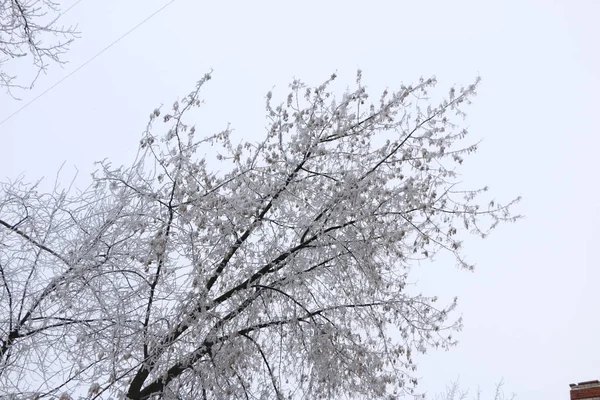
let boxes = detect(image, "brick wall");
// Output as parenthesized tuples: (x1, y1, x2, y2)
(570, 380, 600, 400)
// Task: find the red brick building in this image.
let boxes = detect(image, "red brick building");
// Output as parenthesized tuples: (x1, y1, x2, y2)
(570, 380, 600, 400)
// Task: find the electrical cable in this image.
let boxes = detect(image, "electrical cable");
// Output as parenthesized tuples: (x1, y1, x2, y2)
(0, 0, 177, 127)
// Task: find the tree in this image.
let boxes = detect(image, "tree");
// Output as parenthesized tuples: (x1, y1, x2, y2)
(435, 380, 516, 400)
(0, 0, 78, 97)
(0, 71, 520, 399)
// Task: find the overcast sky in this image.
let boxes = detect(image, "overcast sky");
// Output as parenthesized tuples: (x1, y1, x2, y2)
(1, 1, 598, 399)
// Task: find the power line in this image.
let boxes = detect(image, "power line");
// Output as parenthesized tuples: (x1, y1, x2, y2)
(0, 0, 177, 127)
(61, 0, 86, 16)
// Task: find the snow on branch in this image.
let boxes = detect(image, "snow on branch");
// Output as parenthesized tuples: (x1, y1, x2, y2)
(0, 71, 520, 399)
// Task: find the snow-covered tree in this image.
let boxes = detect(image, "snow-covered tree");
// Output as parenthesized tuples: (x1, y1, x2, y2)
(0, 0, 78, 97)
(0, 71, 520, 399)
(435, 380, 516, 400)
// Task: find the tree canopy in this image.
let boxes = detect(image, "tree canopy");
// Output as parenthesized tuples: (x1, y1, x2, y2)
(0, 71, 520, 399)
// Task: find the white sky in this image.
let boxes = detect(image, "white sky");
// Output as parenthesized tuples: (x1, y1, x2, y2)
(1, 1, 598, 399)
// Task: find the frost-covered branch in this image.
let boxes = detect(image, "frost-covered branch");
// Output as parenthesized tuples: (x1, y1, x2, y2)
(0, 71, 520, 399)
(433, 379, 516, 400)
(0, 0, 79, 97)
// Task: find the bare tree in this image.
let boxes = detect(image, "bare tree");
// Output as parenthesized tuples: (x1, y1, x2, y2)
(0, 71, 520, 399)
(435, 380, 516, 400)
(0, 0, 78, 97)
